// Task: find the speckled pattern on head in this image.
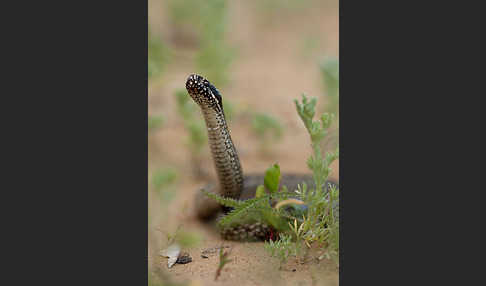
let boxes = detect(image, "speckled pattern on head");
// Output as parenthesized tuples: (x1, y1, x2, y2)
(185, 74, 244, 200)
(186, 74, 223, 113)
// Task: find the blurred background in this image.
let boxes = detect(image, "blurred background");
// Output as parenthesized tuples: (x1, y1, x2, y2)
(148, 0, 339, 285)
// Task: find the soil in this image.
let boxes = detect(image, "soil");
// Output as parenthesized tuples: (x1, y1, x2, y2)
(149, 1, 339, 285)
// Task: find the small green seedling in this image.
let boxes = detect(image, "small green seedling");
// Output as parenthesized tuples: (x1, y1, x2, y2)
(263, 233, 295, 270)
(288, 218, 306, 261)
(215, 246, 232, 281)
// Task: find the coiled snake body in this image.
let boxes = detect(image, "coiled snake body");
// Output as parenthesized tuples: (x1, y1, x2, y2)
(186, 74, 337, 241)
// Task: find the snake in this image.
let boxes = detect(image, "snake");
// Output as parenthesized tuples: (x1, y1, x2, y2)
(185, 74, 338, 241)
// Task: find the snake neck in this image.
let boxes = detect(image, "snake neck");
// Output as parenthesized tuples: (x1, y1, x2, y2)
(201, 107, 244, 199)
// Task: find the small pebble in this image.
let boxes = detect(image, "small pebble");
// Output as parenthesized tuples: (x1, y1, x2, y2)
(176, 252, 192, 264)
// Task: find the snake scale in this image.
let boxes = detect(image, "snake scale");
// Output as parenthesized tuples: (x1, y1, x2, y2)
(186, 74, 338, 241)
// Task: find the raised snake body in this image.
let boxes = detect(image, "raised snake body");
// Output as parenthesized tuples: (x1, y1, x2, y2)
(186, 74, 337, 240)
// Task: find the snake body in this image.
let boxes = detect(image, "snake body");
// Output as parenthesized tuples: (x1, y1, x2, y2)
(186, 74, 337, 241)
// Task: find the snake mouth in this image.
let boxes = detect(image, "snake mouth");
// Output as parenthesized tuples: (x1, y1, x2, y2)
(185, 74, 223, 111)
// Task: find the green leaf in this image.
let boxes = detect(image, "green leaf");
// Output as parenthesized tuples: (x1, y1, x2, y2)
(255, 185, 265, 198)
(202, 189, 243, 208)
(264, 163, 281, 193)
(325, 150, 339, 166)
(262, 210, 288, 231)
(217, 197, 264, 227)
(320, 113, 334, 129)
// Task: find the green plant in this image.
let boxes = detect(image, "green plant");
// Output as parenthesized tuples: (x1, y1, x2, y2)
(288, 218, 306, 260)
(262, 95, 341, 266)
(202, 163, 293, 232)
(215, 246, 233, 281)
(294, 94, 338, 192)
(263, 233, 295, 269)
(294, 94, 339, 261)
(262, 218, 307, 268)
(203, 93, 339, 267)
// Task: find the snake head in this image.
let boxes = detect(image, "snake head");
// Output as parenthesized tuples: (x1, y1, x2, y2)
(186, 74, 223, 112)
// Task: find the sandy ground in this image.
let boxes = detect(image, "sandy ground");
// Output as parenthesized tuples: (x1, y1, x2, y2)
(149, 1, 339, 285)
